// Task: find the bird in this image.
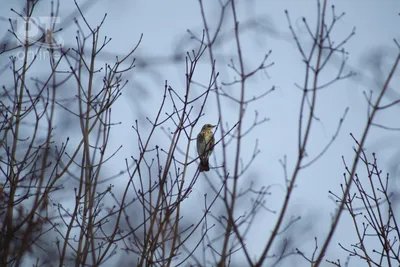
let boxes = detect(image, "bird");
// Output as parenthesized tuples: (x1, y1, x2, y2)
(197, 124, 216, 172)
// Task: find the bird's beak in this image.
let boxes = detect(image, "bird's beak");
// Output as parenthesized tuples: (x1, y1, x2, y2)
(212, 125, 216, 128)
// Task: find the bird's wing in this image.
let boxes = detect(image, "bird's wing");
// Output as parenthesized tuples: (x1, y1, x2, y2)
(197, 133, 205, 157)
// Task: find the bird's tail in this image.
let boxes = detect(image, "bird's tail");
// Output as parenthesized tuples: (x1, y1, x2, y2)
(199, 158, 210, 172)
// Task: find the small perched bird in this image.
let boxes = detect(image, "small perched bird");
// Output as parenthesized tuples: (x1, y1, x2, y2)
(197, 124, 216, 172)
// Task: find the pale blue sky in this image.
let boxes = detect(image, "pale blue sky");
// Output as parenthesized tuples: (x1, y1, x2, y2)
(1, 1, 399, 266)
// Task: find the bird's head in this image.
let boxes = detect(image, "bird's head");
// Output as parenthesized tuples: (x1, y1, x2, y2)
(201, 124, 216, 131)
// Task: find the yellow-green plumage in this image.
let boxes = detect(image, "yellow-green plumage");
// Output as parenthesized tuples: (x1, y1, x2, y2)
(197, 124, 215, 172)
